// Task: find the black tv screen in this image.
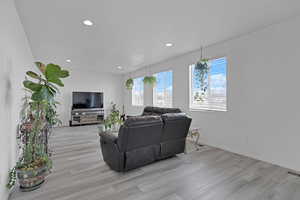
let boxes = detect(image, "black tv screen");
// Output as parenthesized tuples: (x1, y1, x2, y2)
(72, 92, 103, 109)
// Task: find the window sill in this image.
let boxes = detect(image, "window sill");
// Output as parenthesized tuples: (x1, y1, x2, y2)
(189, 107, 227, 112)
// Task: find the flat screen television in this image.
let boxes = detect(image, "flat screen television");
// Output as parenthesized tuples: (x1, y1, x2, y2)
(72, 92, 103, 109)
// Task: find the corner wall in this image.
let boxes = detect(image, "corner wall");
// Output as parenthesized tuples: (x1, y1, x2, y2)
(57, 69, 124, 126)
(0, 0, 34, 199)
(124, 15, 300, 171)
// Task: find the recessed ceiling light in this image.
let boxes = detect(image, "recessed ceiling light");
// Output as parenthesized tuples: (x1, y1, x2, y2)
(165, 43, 173, 47)
(66, 59, 71, 63)
(117, 66, 122, 70)
(83, 20, 93, 26)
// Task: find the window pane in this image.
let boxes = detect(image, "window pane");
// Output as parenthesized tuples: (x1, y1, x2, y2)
(132, 77, 144, 106)
(190, 57, 227, 111)
(153, 71, 173, 107)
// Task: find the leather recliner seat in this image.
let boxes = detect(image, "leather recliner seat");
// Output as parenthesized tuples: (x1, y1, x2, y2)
(99, 107, 192, 172)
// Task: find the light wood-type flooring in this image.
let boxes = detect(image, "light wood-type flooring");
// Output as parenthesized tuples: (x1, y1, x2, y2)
(10, 125, 300, 200)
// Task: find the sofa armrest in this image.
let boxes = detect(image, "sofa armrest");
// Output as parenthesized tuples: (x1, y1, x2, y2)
(99, 134, 124, 172)
(99, 132, 118, 144)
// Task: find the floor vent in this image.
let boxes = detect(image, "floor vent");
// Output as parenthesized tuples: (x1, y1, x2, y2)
(288, 171, 300, 177)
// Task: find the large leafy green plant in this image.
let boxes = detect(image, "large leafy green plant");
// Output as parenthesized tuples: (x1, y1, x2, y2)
(6, 62, 69, 189)
(24, 62, 69, 128)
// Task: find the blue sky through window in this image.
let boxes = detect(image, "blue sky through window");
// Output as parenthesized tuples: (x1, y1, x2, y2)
(155, 71, 172, 93)
(154, 70, 173, 107)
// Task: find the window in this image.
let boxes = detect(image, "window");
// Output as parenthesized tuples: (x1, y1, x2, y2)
(153, 70, 173, 107)
(132, 77, 144, 106)
(189, 57, 227, 111)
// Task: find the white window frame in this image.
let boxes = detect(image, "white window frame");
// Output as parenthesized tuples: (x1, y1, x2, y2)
(153, 70, 173, 108)
(132, 77, 144, 106)
(189, 57, 227, 112)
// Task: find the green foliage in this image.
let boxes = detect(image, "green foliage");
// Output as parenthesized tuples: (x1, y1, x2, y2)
(23, 63, 69, 103)
(45, 101, 62, 127)
(23, 80, 42, 91)
(26, 71, 40, 80)
(7, 62, 70, 189)
(104, 102, 123, 130)
(45, 63, 69, 86)
(35, 62, 46, 74)
(194, 58, 210, 101)
(143, 76, 157, 86)
(125, 78, 134, 90)
(20, 94, 31, 122)
(6, 167, 16, 189)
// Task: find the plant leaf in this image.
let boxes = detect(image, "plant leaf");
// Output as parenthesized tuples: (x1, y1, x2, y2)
(48, 77, 64, 87)
(59, 70, 69, 78)
(46, 85, 56, 96)
(48, 82, 60, 92)
(26, 71, 40, 80)
(35, 62, 46, 74)
(31, 86, 53, 101)
(45, 64, 69, 86)
(23, 80, 42, 92)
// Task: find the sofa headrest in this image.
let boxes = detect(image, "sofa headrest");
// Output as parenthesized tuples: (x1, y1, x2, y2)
(142, 106, 156, 116)
(124, 115, 162, 127)
(143, 106, 182, 116)
(161, 113, 190, 121)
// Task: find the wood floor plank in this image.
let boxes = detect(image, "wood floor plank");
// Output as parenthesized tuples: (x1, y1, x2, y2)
(9, 125, 300, 200)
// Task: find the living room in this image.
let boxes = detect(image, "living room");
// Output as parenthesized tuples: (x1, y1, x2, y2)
(2, 0, 300, 199)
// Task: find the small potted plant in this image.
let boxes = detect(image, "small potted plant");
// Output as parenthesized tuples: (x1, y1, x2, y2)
(194, 58, 210, 101)
(104, 102, 123, 132)
(125, 78, 134, 90)
(6, 62, 69, 192)
(143, 76, 157, 87)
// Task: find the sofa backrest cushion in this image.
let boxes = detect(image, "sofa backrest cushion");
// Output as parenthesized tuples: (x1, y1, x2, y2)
(117, 116, 163, 152)
(142, 106, 155, 116)
(161, 113, 192, 142)
(142, 106, 182, 116)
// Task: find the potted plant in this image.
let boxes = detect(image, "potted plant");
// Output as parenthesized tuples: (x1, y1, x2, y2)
(6, 62, 69, 192)
(125, 78, 134, 90)
(143, 76, 157, 87)
(194, 58, 209, 101)
(104, 102, 123, 132)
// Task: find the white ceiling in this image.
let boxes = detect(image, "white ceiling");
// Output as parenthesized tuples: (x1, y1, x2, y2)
(15, 0, 300, 74)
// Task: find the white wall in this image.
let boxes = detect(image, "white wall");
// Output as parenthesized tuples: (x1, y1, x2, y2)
(57, 69, 124, 126)
(124, 15, 300, 171)
(0, 0, 34, 199)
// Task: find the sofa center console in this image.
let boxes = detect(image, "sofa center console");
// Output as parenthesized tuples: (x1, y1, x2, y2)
(70, 108, 104, 126)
